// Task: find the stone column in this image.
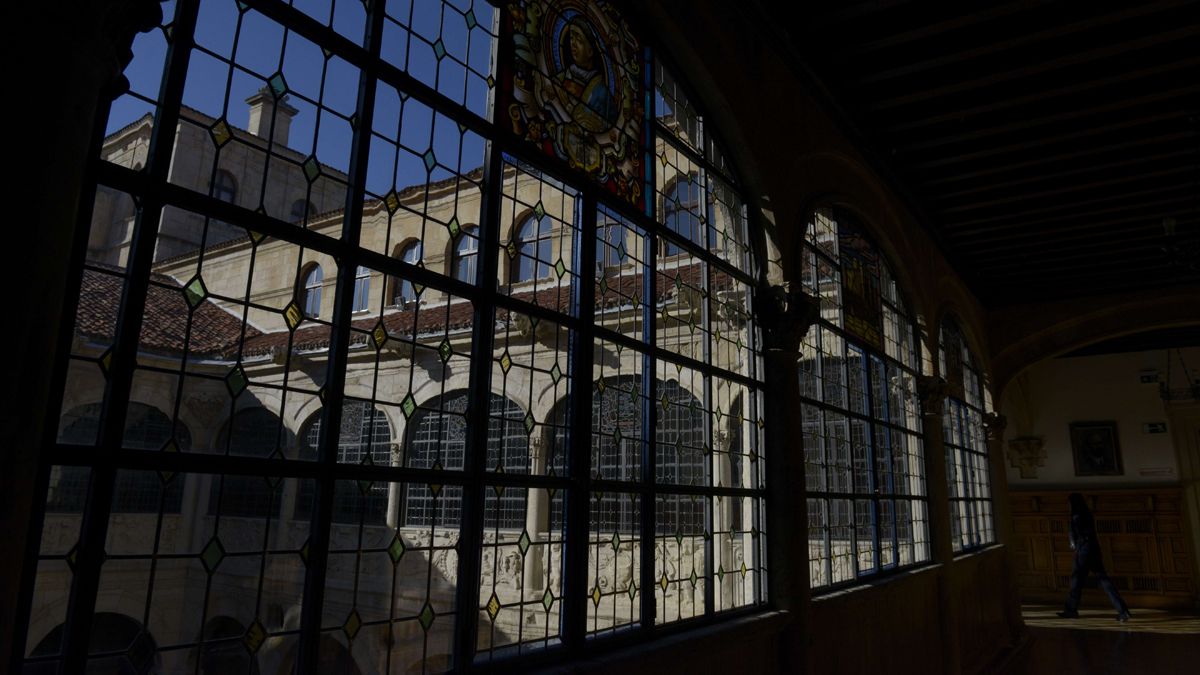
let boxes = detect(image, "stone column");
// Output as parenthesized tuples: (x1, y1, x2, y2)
(4, 2, 163, 667)
(1163, 400, 1200, 608)
(523, 434, 549, 597)
(983, 413, 1024, 640)
(756, 284, 818, 673)
(917, 375, 960, 675)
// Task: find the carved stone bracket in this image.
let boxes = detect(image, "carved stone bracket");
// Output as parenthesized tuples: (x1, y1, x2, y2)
(754, 283, 819, 358)
(1006, 436, 1046, 479)
(511, 313, 562, 347)
(916, 375, 948, 417)
(982, 413, 1008, 442)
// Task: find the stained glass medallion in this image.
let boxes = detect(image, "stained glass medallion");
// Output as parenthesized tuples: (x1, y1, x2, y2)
(501, 0, 647, 207)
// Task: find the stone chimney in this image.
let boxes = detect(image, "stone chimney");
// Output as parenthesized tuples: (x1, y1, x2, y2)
(245, 87, 299, 147)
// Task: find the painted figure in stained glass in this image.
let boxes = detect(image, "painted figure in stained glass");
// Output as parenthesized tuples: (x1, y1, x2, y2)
(838, 222, 884, 350)
(504, 0, 646, 207)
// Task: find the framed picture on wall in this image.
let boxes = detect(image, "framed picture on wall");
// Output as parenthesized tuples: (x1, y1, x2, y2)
(1070, 421, 1123, 476)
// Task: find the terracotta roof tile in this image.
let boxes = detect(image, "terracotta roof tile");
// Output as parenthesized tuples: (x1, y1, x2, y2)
(76, 267, 260, 357)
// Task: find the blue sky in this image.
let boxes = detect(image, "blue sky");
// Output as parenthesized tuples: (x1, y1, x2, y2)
(110, 0, 496, 195)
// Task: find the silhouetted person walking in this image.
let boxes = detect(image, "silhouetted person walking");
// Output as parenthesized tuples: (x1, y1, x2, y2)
(1058, 493, 1131, 621)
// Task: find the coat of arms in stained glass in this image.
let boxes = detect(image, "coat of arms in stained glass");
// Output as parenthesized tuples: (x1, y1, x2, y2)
(500, 0, 647, 208)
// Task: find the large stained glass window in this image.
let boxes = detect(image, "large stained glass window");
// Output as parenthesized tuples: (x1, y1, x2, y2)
(801, 206, 930, 590)
(24, 0, 766, 671)
(939, 317, 995, 552)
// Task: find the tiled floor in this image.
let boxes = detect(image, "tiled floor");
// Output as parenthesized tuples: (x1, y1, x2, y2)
(1000, 605, 1200, 675)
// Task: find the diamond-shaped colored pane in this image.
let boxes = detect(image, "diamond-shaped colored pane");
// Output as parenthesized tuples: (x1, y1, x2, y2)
(690, 568, 698, 588)
(554, 259, 567, 278)
(99, 348, 113, 375)
(66, 545, 78, 572)
(612, 427, 622, 445)
(268, 72, 287, 97)
(533, 201, 545, 219)
(485, 592, 500, 621)
(447, 216, 461, 238)
(741, 562, 748, 579)
(591, 585, 602, 607)
(628, 583, 637, 600)
(599, 275, 608, 294)
(523, 411, 535, 435)
(418, 602, 435, 631)
(388, 534, 406, 563)
(243, 620, 266, 654)
(183, 276, 207, 309)
(201, 537, 225, 573)
(486, 75, 495, 89)
(401, 393, 417, 419)
(498, 350, 512, 374)
(225, 366, 247, 398)
(248, 229, 266, 244)
(659, 572, 669, 591)
(423, 149, 436, 172)
(432, 38, 446, 60)
(661, 392, 670, 412)
(284, 301, 303, 331)
(342, 609, 362, 640)
(385, 190, 400, 214)
(300, 540, 310, 563)
(372, 321, 387, 350)
(429, 482, 442, 497)
(438, 338, 452, 363)
(465, 9, 477, 29)
(541, 588, 554, 612)
(717, 565, 725, 582)
(517, 529, 531, 555)
(211, 119, 232, 147)
(303, 155, 320, 182)
(596, 378, 606, 393)
(611, 532, 621, 551)
(550, 362, 562, 384)
(505, 240, 518, 259)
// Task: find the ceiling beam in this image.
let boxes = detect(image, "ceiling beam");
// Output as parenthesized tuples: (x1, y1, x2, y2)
(908, 112, 1187, 170)
(853, 0, 1190, 86)
(865, 25, 1199, 112)
(886, 58, 1200, 134)
(895, 85, 1200, 153)
(936, 166, 1195, 214)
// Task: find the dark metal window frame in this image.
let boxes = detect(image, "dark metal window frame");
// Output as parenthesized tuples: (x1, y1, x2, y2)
(16, 1, 770, 672)
(940, 320, 995, 554)
(802, 207, 931, 594)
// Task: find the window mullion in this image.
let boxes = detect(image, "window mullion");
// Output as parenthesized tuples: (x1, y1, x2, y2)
(294, 1, 386, 671)
(58, 2, 201, 670)
(564, 191, 598, 648)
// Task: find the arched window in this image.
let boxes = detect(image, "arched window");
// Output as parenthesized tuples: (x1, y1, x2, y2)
(939, 316, 994, 551)
(662, 175, 702, 257)
(801, 206, 929, 590)
(208, 407, 289, 518)
(404, 392, 529, 529)
(392, 241, 422, 306)
(511, 214, 552, 282)
(451, 227, 479, 282)
(40, 0, 771, 667)
(297, 403, 392, 524)
(352, 265, 370, 312)
(300, 263, 322, 318)
(213, 170, 237, 204)
(290, 198, 312, 223)
(54, 402, 190, 513)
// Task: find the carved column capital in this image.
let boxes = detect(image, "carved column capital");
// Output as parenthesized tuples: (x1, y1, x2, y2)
(916, 375, 948, 417)
(53, 1, 164, 101)
(982, 413, 1008, 441)
(1006, 436, 1046, 479)
(754, 283, 819, 358)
